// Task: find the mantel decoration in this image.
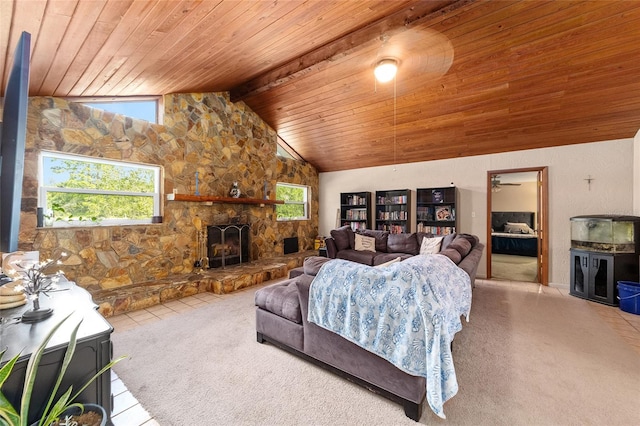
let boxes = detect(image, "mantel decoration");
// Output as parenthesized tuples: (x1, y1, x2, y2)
(229, 181, 241, 198)
(3, 251, 66, 323)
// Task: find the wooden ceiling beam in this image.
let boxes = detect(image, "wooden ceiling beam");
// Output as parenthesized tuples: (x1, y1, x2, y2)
(229, 0, 473, 102)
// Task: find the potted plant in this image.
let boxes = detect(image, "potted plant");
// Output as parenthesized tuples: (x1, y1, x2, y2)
(0, 313, 126, 426)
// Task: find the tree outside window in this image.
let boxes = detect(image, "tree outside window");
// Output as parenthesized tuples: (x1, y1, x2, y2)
(39, 152, 161, 226)
(276, 183, 309, 221)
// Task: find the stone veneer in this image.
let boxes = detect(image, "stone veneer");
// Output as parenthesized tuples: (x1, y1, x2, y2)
(13, 93, 318, 313)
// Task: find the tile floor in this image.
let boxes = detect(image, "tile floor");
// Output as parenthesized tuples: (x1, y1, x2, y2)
(107, 278, 640, 425)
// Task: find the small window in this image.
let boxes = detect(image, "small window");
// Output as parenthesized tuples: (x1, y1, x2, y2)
(39, 151, 162, 226)
(69, 96, 161, 124)
(276, 183, 309, 221)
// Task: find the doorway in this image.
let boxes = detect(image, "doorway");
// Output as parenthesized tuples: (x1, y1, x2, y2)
(486, 167, 548, 285)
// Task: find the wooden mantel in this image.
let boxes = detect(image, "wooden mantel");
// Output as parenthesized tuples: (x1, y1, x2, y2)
(167, 193, 284, 205)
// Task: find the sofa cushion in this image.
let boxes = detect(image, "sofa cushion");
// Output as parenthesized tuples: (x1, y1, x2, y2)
(354, 234, 376, 252)
(254, 280, 302, 323)
(331, 225, 355, 251)
(387, 233, 419, 255)
(337, 249, 376, 265)
(439, 248, 462, 264)
(440, 233, 457, 250)
(303, 256, 332, 276)
(373, 253, 413, 265)
(359, 229, 389, 252)
(374, 257, 401, 268)
(448, 235, 472, 258)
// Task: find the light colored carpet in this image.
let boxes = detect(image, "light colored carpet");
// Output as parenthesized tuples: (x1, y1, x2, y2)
(492, 254, 538, 282)
(112, 282, 640, 425)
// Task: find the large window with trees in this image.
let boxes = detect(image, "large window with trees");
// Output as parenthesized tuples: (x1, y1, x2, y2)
(39, 151, 162, 226)
(276, 183, 309, 221)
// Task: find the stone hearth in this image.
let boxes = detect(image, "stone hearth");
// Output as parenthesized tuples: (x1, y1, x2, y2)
(93, 250, 315, 317)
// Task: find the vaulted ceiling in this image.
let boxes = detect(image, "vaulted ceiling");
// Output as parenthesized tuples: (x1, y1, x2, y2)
(2, 0, 640, 172)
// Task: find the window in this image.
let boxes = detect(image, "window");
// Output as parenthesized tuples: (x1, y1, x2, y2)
(39, 151, 162, 226)
(276, 183, 309, 221)
(68, 96, 161, 124)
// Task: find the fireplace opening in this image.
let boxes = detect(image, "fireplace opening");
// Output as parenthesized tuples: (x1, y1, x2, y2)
(207, 224, 250, 268)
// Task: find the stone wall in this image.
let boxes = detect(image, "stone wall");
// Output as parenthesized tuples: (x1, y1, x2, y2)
(16, 93, 319, 293)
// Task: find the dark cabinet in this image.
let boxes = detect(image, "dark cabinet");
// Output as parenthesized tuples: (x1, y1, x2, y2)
(340, 192, 372, 231)
(569, 215, 640, 305)
(0, 281, 114, 423)
(570, 249, 638, 306)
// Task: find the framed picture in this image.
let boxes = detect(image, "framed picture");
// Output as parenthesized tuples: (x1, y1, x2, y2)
(432, 189, 443, 203)
(435, 206, 452, 221)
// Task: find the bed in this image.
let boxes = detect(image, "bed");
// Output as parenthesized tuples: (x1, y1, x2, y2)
(491, 211, 538, 257)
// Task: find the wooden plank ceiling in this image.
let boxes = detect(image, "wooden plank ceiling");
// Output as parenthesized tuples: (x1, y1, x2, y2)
(2, 0, 640, 172)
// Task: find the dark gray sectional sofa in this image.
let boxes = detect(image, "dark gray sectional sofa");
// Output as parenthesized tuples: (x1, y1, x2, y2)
(254, 232, 484, 421)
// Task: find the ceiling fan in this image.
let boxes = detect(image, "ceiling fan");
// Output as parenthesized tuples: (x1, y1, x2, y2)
(491, 175, 522, 191)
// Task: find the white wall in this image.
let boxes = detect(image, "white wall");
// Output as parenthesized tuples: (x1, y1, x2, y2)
(319, 138, 635, 286)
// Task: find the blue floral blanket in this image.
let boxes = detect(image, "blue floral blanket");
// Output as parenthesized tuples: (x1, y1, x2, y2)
(308, 254, 472, 418)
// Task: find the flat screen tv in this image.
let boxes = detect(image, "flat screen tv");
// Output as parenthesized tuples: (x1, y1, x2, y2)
(0, 31, 31, 253)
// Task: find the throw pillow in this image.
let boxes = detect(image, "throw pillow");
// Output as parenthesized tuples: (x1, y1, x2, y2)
(447, 236, 472, 258)
(354, 234, 376, 252)
(330, 225, 355, 251)
(419, 236, 444, 255)
(359, 229, 389, 252)
(374, 257, 401, 268)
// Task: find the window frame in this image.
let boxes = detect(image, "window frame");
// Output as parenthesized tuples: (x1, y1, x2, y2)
(276, 182, 310, 221)
(38, 151, 163, 227)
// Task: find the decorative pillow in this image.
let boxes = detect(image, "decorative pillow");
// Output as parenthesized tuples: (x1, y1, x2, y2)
(419, 236, 444, 255)
(359, 229, 389, 252)
(330, 225, 355, 251)
(354, 234, 376, 252)
(447, 236, 472, 258)
(504, 222, 534, 234)
(374, 257, 401, 268)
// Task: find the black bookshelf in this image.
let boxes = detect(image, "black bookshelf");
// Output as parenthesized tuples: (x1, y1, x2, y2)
(340, 191, 372, 231)
(416, 187, 458, 235)
(375, 189, 411, 234)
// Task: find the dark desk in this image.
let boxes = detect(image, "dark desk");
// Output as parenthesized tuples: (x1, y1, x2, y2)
(0, 280, 114, 424)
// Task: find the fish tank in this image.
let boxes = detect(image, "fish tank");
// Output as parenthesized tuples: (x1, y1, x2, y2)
(570, 215, 640, 253)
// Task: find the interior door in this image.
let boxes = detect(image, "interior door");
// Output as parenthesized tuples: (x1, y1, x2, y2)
(487, 167, 549, 285)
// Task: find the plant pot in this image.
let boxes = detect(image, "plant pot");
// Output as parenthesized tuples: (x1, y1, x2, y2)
(50, 403, 107, 426)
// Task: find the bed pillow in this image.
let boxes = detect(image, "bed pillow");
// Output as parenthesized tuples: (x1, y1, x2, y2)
(504, 222, 535, 234)
(354, 234, 376, 252)
(419, 236, 444, 254)
(330, 225, 355, 251)
(374, 257, 401, 268)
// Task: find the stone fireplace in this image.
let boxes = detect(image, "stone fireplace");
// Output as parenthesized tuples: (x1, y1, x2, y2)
(207, 224, 250, 268)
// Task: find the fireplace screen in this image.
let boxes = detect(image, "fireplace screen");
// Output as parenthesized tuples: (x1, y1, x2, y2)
(207, 224, 250, 268)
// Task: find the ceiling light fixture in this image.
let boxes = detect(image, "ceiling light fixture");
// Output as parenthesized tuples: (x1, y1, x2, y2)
(374, 58, 398, 83)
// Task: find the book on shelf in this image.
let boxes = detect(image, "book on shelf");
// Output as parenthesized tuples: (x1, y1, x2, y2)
(416, 223, 455, 235)
(345, 208, 367, 220)
(377, 195, 407, 205)
(345, 195, 367, 206)
(432, 189, 443, 203)
(344, 221, 367, 231)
